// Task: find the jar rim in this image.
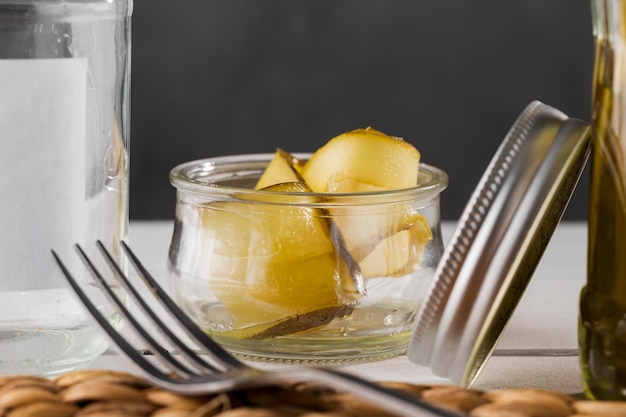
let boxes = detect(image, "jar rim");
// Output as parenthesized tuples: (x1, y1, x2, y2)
(169, 153, 448, 205)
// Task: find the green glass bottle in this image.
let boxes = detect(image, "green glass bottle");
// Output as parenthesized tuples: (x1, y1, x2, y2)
(580, 0, 626, 401)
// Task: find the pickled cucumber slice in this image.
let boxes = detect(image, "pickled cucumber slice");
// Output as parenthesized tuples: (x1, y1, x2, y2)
(300, 128, 430, 277)
(202, 198, 358, 338)
(301, 127, 421, 192)
(202, 154, 359, 338)
(357, 214, 432, 277)
(255, 149, 305, 190)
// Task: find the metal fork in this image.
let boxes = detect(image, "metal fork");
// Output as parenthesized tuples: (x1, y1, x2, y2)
(51, 241, 459, 417)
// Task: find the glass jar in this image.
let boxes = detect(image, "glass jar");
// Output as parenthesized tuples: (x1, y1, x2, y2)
(0, 0, 131, 375)
(580, 0, 626, 400)
(168, 153, 448, 363)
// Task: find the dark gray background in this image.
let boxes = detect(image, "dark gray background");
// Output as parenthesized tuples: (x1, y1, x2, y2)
(130, 1, 594, 221)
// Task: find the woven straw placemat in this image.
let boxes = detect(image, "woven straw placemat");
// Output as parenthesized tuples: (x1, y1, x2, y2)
(0, 369, 624, 417)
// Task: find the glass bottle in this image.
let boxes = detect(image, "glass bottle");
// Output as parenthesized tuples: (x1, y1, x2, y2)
(0, 0, 132, 375)
(580, 0, 626, 400)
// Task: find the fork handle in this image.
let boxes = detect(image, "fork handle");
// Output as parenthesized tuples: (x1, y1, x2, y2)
(274, 367, 462, 417)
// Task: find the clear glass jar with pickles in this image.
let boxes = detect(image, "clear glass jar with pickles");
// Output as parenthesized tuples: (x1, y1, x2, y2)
(168, 128, 448, 363)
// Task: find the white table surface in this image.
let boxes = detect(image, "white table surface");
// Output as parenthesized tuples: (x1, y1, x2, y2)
(90, 220, 587, 395)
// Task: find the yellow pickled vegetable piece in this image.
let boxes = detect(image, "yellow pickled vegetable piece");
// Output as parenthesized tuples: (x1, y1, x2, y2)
(357, 214, 432, 277)
(255, 149, 304, 190)
(301, 127, 421, 192)
(202, 152, 357, 338)
(300, 128, 430, 277)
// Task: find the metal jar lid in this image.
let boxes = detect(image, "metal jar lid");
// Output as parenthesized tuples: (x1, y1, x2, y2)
(407, 101, 591, 387)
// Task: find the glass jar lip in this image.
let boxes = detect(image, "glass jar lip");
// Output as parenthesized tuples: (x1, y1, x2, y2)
(169, 153, 448, 204)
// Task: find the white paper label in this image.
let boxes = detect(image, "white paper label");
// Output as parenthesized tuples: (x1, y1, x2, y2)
(0, 58, 88, 291)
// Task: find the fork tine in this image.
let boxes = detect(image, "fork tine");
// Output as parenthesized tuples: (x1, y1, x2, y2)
(91, 241, 217, 377)
(120, 241, 246, 371)
(51, 249, 175, 384)
(55, 246, 464, 416)
(73, 244, 204, 378)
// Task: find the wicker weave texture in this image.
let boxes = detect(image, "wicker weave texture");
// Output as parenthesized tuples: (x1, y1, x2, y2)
(0, 370, 625, 417)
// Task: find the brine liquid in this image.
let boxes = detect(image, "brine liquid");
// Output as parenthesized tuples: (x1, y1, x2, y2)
(581, 30, 626, 400)
(169, 265, 431, 363)
(0, 289, 115, 376)
(186, 299, 418, 364)
(0, 327, 108, 376)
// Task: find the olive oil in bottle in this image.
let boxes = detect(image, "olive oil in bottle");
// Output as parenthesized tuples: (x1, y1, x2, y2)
(580, 0, 626, 400)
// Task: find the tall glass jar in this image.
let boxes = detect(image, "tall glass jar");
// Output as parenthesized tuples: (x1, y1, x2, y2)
(0, 0, 132, 375)
(580, 0, 626, 400)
